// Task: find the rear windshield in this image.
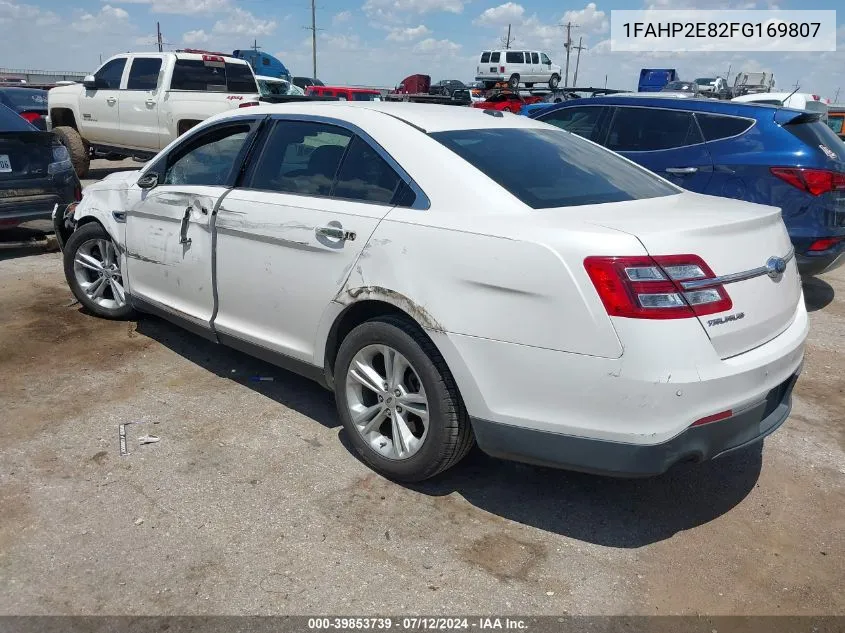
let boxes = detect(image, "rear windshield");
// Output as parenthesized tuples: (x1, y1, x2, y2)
(431, 128, 678, 209)
(785, 120, 845, 162)
(171, 60, 257, 93)
(480, 52, 491, 63)
(0, 103, 34, 131)
(1, 88, 47, 109)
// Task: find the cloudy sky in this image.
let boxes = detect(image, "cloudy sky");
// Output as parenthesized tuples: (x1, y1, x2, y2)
(0, 0, 843, 99)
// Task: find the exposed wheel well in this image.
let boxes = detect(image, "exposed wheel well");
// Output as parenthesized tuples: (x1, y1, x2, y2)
(50, 108, 77, 130)
(323, 300, 432, 387)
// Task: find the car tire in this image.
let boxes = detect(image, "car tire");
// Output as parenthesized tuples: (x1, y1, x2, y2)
(549, 74, 560, 90)
(63, 222, 134, 320)
(52, 126, 90, 179)
(508, 74, 520, 90)
(334, 316, 474, 482)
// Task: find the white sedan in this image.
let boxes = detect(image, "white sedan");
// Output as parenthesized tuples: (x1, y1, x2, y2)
(56, 102, 807, 481)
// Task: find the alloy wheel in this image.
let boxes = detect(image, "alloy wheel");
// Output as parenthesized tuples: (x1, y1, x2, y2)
(73, 238, 127, 310)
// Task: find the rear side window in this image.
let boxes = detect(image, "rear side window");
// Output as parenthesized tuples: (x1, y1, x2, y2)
(247, 120, 352, 196)
(531, 52, 539, 64)
(539, 106, 605, 140)
(94, 58, 126, 89)
(784, 120, 845, 162)
(606, 107, 703, 152)
(506, 51, 523, 64)
(696, 114, 754, 141)
(127, 58, 162, 91)
(0, 103, 34, 131)
(432, 128, 677, 209)
(334, 136, 404, 204)
(490, 52, 501, 63)
(171, 60, 257, 93)
(480, 52, 491, 63)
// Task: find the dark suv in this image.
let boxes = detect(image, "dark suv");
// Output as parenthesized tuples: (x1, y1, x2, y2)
(530, 96, 845, 276)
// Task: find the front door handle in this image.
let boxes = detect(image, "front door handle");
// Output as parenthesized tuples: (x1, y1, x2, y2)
(316, 226, 356, 242)
(179, 206, 192, 245)
(666, 166, 698, 175)
(106, 97, 117, 105)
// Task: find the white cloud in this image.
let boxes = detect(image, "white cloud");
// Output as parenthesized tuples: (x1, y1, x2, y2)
(386, 25, 431, 41)
(212, 7, 276, 36)
(562, 2, 608, 34)
(332, 10, 352, 25)
(474, 2, 525, 26)
(0, 0, 59, 26)
(363, 0, 465, 23)
(320, 33, 365, 52)
(71, 5, 130, 33)
(182, 29, 210, 45)
(107, 0, 231, 14)
(413, 37, 461, 55)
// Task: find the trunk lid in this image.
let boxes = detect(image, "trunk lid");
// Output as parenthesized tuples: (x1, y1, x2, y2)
(579, 192, 802, 359)
(0, 131, 54, 182)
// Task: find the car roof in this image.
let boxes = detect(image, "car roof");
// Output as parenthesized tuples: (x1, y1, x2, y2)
(210, 101, 548, 133)
(536, 94, 794, 115)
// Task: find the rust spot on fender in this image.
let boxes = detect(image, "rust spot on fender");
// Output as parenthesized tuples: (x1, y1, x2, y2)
(343, 286, 444, 332)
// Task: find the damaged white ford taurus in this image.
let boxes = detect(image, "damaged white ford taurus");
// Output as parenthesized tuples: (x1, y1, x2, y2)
(55, 102, 807, 481)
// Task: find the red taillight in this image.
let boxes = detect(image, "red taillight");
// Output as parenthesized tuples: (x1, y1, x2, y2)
(808, 237, 844, 251)
(238, 101, 259, 108)
(583, 254, 732, 320)
(20, 111, 40, 123)
(691, 409, 733, 427)
(771, 167, 845, 196)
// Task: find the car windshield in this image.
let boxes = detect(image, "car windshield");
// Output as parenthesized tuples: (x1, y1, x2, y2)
(827, 116, 844, 135)
(0, 102, 35, 131)
(431, 127, 678, 209)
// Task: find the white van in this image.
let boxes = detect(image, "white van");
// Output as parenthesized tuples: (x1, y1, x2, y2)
(732, 92, 829, 120)
(475, 50, 561, 90)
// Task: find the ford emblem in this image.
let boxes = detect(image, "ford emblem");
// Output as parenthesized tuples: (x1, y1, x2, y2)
(766, 256, 787, 278)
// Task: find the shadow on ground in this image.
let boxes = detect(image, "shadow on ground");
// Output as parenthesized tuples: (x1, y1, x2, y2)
(803, 277, 835, 312)
(0, 227, 56, 261)
(135, 314, 763, 548)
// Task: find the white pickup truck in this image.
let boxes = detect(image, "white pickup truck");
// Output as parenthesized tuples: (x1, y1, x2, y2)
(47, 51, 260, 177)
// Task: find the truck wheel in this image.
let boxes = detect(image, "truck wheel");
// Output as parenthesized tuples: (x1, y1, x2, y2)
(549, 74, 560, 90)
(508, 74, 520, 90)
(53, 126, 90, 178)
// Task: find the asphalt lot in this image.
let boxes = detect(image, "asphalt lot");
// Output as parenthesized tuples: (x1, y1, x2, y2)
(0, 159, 843, 615)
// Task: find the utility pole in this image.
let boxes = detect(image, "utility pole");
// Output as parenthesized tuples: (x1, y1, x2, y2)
(725, 63, 731, 84)
(311, 0, 317, 79)
(560, 22, 579, 88)
(572, 37, 585, 87)
(506, 24, 512, 49)
(156, 21, 163, 52)
(833, 87, 840, 103)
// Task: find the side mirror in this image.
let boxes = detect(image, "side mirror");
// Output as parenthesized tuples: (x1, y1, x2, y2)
(83, 75, 97, 90)
(137, 173, 158, 189)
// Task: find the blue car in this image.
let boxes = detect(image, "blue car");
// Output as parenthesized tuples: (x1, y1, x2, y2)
(529, 96, 845, 276)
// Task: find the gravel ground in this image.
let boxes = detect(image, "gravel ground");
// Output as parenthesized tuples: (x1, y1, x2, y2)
(0, 161, 843, 615)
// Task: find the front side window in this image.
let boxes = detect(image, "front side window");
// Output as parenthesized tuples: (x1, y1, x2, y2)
(432, 128, 677, 209)
(334, 136, 403, 204)
(95, 58, 126, 90)
(127, 58, 162, 91)
(539, 106, 606, 140)
(541, 53, 551, 64)
(606, 107, 703, 152)
(164, 125, 251, 186)
(248, 121, 352, 196)
(490, 52, 501, 63)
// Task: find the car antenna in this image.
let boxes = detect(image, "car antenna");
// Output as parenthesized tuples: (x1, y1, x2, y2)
(783, 84, 800, 104)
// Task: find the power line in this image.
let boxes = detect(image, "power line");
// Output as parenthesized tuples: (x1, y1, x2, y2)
(572, 37, 585, 87)
(302, 0, 323, 78)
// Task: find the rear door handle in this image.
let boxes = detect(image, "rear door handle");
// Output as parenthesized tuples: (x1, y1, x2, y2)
(145, 99, 156, 107)
(106, 97, 117, 105)
(316, 226, 356, 241)
(665, 166, 698, 174)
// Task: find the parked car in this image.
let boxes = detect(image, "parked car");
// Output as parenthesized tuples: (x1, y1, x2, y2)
(48, 51, 260, 177)
(827, 106, 845, 140)
(0, 103, 80, 230)
(638, 68, 678, 92)
(695, 77, 729, 98)
(306, 86, 382, 101)
(732, 93, 829, 121)
(429, 80, 466, 97)
(56, 102, 806, 481)
(661, 81, 700, 95)
(0, 87, 48, 130)
(292, 77, 324, 90)
(530, 96, 845, 275)
(475, 50, 561, 90)
(472, 91, 544, 114)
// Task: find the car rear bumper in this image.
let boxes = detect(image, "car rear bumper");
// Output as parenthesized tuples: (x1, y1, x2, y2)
(796, 247, 845, 276)
(0, 174, 79, 229)
(472, 369, 799, 477)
